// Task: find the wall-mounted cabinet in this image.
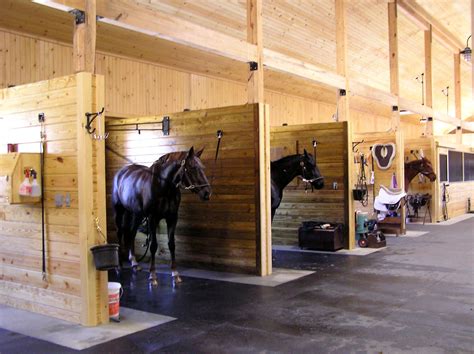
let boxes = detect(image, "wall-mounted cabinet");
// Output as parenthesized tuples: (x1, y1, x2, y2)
(0, 153, 41, 204)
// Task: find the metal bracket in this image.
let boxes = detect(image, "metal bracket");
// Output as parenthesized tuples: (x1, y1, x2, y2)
(162, 116, 170, 136)
(457, 126, 462, 130)
(107, 116, 170, 136)
(69, 9, 86, 25)
(392, 105, 399, 112)
(248, 61, 258, 71)
(427, 117, 433, 121)
(339, 89, 346, 96)
(85, 107, 105, 134)
(38, 113, 45, 123)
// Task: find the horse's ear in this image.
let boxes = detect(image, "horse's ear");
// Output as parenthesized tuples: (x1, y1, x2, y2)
(196, 148, 204, 158)
(188, 146, 195, 158)
(303, 149, 309, 158)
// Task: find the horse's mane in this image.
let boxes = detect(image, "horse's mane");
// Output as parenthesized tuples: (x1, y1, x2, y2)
(272, 153, 313, 166)
(405, 157, 429, 166)
(154, 151, 188, 167)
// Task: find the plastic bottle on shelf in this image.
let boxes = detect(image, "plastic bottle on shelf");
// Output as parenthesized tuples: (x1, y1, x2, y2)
(30, 169, 41, 197)
(19, 169, 32, 196)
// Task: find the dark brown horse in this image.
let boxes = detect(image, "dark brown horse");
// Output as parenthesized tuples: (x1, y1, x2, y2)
(112, 147, 211, 285)
(271, 150, 324, 221)
(404, 157, 437, 192)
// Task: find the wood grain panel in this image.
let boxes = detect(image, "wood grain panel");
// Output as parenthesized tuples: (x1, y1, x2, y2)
(105, 104, 264, 274)
(0, 74, 109, 325)
(270, 122, 350, 247)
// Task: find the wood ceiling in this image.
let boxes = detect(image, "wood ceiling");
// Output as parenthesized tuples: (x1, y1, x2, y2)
(0, 0, 472, 118)
(137, 0, 472, 118)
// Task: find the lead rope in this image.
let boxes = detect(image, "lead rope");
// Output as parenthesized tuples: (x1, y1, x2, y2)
(210, 130, 223, 186)
(39, 114, 47, 282)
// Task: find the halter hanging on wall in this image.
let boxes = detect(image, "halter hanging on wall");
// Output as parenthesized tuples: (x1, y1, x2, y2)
(107, 116, 170, 136)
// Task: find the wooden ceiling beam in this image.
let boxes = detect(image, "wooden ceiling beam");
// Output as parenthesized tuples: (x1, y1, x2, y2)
(263, 48, 346, 90)
(40, 0, 258, 63)
(397, 0, 464, 53)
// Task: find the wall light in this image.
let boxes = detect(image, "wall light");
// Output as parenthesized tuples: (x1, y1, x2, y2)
(460, 35, 472, 63)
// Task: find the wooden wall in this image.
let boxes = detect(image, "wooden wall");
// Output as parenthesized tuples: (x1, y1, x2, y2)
(404, 137, 438, 222)
(436, 144, 474, 221)
(0, 29, 426, 134)
(105, 104, 269, 275)
(352, 131, 405, 222)
(0, 74, 108, 325)
(270, 122, 350, 248)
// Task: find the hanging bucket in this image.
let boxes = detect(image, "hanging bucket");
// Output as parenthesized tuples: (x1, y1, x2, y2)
(108, 282, 123, 321)
(90, 244, 120, 271)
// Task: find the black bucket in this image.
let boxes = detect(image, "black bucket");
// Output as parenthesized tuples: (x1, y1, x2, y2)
(90, 244, 120, 271)
(353, 188, 367, 201)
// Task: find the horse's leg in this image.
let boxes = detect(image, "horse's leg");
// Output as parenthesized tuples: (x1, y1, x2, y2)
(121, 211, 134, 267)
(166, 215, 181, 283)
(128, 214, 141, 271)
(148, 217, 159, 286)
(114, 204, 125, 273)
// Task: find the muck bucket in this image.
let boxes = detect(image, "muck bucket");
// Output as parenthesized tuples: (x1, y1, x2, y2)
(90, 244, 119, 271)
(108, 282, 123, 321)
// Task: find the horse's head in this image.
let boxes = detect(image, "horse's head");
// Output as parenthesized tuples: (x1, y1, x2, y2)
(180, 146, 212, 201)
(413, 157, 437, 182)
(301, 149, 324, 189)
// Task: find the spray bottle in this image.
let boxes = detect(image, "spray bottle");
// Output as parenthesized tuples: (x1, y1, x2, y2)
(19, 169, 32, 196)
(30, 169, 41, 197)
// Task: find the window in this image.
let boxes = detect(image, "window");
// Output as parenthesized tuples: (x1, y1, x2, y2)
(464, 153, 474, 181)
(448, 151, 463, 182)
(439, 154, 448, 182)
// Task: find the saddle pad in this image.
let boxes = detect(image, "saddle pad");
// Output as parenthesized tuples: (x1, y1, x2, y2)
(372, 143, 396, 170)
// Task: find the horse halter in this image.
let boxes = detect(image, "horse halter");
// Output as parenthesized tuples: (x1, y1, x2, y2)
(175, 159, 210, 191)
(409, 161, 433, 178)
(299, 160, 323, 184)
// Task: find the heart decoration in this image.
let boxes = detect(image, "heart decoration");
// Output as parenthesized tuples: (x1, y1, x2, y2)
(372, 143, 396, 170)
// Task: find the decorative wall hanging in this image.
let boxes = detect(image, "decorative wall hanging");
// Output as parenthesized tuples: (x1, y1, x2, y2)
(372, 143, 396, 170)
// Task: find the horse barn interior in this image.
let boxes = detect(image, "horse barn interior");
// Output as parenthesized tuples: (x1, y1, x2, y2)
(0, 0, 473, 352)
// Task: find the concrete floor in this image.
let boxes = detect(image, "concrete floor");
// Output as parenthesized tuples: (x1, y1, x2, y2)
(1, 218, 473, 353)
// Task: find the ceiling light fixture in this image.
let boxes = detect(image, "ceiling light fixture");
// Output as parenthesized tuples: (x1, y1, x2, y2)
(460, 35, 472, 63)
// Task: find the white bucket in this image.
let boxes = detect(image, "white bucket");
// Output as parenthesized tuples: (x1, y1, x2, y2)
(108, 282, 123, 321)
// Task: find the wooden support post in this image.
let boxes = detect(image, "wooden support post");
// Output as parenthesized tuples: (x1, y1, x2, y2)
(454, 52, 462, 144)
(73, 0, 96, 73)
(388, 0, 400, 131)
(424, 26, 434, 136)
(76, 72, 107, 326)
(258, 104, 272, 275)
(247, 0, 264, 104)
(335, 0, 355, 249)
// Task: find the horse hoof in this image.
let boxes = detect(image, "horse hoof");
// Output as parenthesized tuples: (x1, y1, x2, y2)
(173, 275, 182, 284)
(132, 265, 142, 272)
(150, 279, 158, 287)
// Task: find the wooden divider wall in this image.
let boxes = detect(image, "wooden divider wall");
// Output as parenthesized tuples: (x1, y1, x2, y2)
(436, 143, 474, 221)
(105, 104, 270, 275)
(404, 137, 439, 222)
(270, 122, 351, 248)
(351, 131, 405, 231)
(0, 74, 108, 325)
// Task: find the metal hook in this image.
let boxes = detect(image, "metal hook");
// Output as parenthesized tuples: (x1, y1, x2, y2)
(85, 107, 105, 134)
(352, 140, 364, 153)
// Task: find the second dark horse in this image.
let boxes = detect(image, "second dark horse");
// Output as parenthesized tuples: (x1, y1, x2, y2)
(271, 150, 324, 221)
(112, 147, 211, 285)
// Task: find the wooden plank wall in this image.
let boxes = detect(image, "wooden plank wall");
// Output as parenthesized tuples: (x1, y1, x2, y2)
(0, 74, 108, 325)
(105, 104, 265, 275)
(404, 137, 438, 221)
(352, 131, 405, 218)
(270, 122, 350, 248)
(436, 144, 474, 221)
(0, 29, 425, 133)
